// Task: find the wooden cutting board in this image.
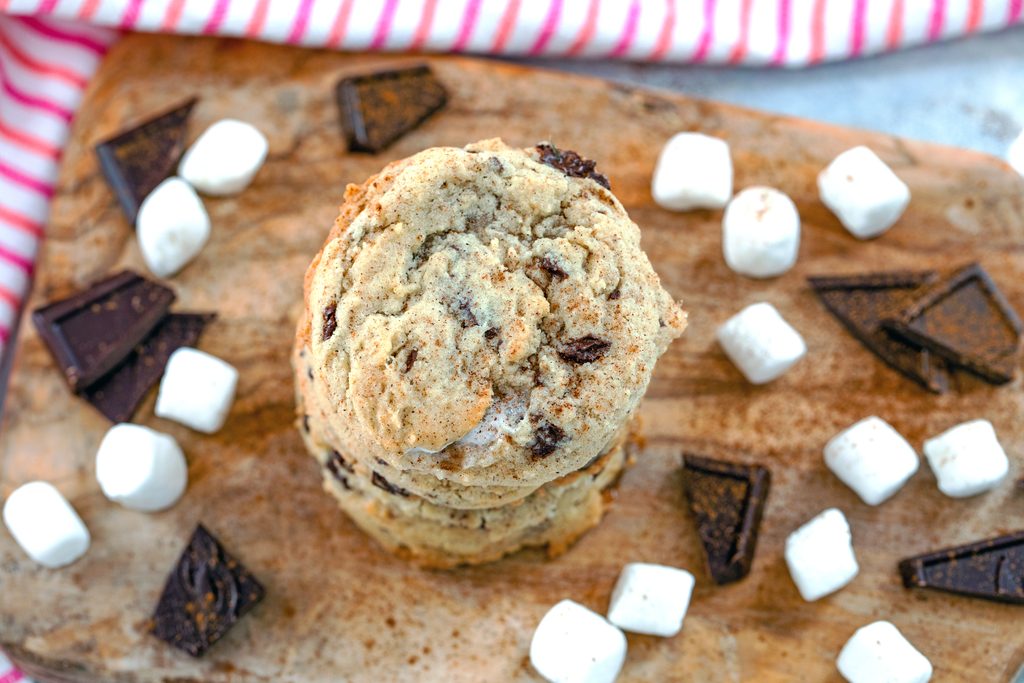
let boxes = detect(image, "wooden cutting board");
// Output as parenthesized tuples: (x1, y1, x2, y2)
(2, 35, 1024, 683)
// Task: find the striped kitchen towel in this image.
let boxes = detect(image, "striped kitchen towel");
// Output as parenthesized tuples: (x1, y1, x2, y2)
(0, 649, 33, 683)
(0, 0, 1021, 365)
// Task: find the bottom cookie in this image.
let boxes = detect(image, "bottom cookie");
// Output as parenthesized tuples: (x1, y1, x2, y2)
(299, 397, 635, 568)
(325, 442, 630, 569)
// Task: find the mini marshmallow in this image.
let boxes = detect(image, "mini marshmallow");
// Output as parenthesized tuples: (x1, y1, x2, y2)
(155, 347, 238, 434)
(652, 132, 733, 211)
(824, 416, 919, 506)
(837, 621, 932, 683)
(717, 302, 807, 384)
(3, 482, 90, 568)
(722, 186, 801, 278)
(923, 419, 1008, 498)
(607, 562, 695, 637)
(137, 177, 211, 278)
(1008, 131, 1024, 177)
(818, 146, 910, 239)
(530, 600, 626, 683)
(179, 119, 269, 196)
(96, 424, 188, 512)
(785, 508, 859, 602)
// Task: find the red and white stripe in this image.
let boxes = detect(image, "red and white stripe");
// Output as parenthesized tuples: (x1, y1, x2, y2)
(0, 0, 1019, 366)
(0, 14, 116, 358)
(0, 649, 29, 683)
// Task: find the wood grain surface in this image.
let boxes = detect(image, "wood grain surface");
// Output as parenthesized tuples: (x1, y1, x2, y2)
(2, 35, 1024, 682)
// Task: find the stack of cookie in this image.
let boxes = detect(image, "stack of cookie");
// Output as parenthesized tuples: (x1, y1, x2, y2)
(293, 139, 685, 567)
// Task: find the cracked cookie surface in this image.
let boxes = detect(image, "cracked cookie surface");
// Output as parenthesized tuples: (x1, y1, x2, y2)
(298, 138, 685, 494)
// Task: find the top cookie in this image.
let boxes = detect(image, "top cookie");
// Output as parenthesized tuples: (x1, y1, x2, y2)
(299, 139, 685, 495)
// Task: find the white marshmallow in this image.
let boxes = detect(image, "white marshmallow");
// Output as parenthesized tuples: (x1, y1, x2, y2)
(785, 508, 859, 602)
(722, 186, 800, 278)
(530, 600, 626, 683)
(837, 621, 932, 683)
(824, 416, 919, 506)
(606, 562, 695, 637)
(179, 119, 269, 196)
(817, 146, 910, 239)
(717, 302, 806, 384)
(96, 424, 188, 512)
(1008, 130, 1024, 177)
(2, 482, 90, 568)
(652, 132, 733, 211)
(137, 177, 210, 278)
(155, 348, 238, 434)
(923, 419, 1008, 498)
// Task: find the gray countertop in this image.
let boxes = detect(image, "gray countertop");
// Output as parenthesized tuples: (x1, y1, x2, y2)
(512, 26, 1024, 160)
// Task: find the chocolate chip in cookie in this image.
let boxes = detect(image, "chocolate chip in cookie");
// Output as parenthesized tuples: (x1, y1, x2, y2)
(530, 420, 567, 457)
(558, 336, 611, 364)
(538, 255, 568, 280)
(535, 143, 610, 190)
(322, 304, 337, 341)
(372, 471, 411, 497)
(456, 299, 479, 328)
(326, 450, 353, 490)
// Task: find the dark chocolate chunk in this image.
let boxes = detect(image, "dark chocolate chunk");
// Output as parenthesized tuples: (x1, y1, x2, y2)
(899, 530, 1024, 604)
(608, 287, 621, 301)
(372, 471, 411, 497)
(82, 313, 214, 423)
(456, 299, 478, 328)
(538, 256, 568, 280)
(682, 453, 771, 585)
(335, 65, 447, 153)
(529, 421, 566, 457)
(95, 98, 197, 225)
(32, 270, 175, 391)
(151, 524, 265, 658)
(404, 348, 418, 373)
(808, 270, 950, 393)
(322, 304, 337, 341)
(326, 450, 353, 490)
(558, 336, 611, 364)
(484, 328, 499, 341)
(535, 143, 610, 189)
(883, 263, 1022, 385)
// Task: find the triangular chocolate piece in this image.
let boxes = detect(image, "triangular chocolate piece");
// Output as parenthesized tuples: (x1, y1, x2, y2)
(152, 524, 265, 657)
(95, 98, 197, 225)
(82, 312, 215, 423)
(335, 65, 447, 153)
(899, 530, 1024, 604)
(32, 270, 175, 391)
(883, 263, 1022, 385)
(682, 454, 770, 585)
(809, 270, 950, 393)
